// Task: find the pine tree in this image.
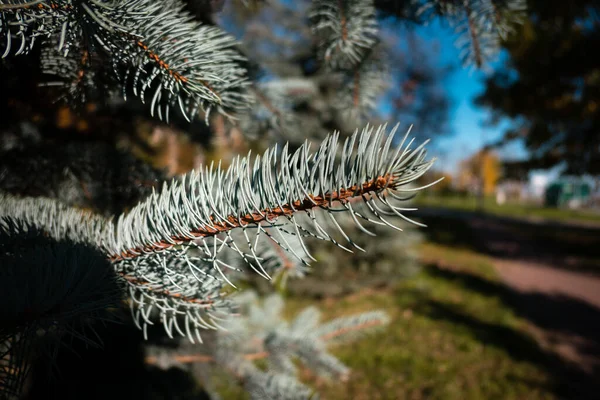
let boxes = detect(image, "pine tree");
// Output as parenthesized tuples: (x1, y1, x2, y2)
(1, 1, 525, 398)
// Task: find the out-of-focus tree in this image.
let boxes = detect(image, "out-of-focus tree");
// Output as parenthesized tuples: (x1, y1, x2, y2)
(423, 169, 453, 194)
(476, 0, 600, 175)
(457, 149, 501, 196)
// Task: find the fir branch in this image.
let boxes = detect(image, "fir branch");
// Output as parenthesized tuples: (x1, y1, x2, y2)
(238, 79, 318, 140)
(0, 193, 112, 250)
(414, 0, 525, 68)
(413, 0, 462, 20)
(450, 0, 501, 68)
(117, 251, 234, 342)
(101, 123, 435, 339)
(257, 229, 311, 284)
(244, 369, 315, 400)
(314, 310, 390, 344)
(145, 293, 390, 399)
(310, 0, 378, 71)
(111, 0, 252, 122)
(463, 1, 485, 68)
(2, 0, 252, 120)
(145, 350, 270, 365)
(107, 123, 435, 263)
(40, 37, 98, 105)
(1, 0, 126, 58)
(479, 0, 527, 39)
(336, 47, 389, 123)
(0, 195, 235, 344)
(1, 1, 48, 57)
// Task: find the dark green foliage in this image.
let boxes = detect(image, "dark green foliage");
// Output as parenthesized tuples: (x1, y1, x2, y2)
(24, 319, 211, 400)
(476, 0, 600, 174)
(0, 219, 124, 398)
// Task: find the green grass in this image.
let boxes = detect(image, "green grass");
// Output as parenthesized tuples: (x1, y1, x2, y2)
(210, 242, 588, 399)
(415, 194, 600, 226)
(275, 243, 559, 400)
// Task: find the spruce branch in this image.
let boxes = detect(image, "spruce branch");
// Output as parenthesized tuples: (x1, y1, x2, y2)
(2, 0, 252, 121)
(0, 140, 165, 215)
(39, 36, 113, 106)
(456, 0, 526, 67)
(456, 0, 499, 68)
(243, 370, 316, 400)
(478, 0, 527, 40)
(145, 292, 390, 399)
(0, 0, 127, 58)
(107, 123, 435, 261)
(237, 79, 321, 142)
(0, 193, 112, 250)
(414, 0, 526, 68)
(413, 0, 462, 20)
(111, 0, 252, 122)
(1, 0, 67, 57)
(255, 229, 312, 285)
(0, 193, 234, 344)
(108, 123, 434, 341)
(314, 310, 390, 344)
(117, 251, 234, 342)
(310, 0, 378, 71)
(336, 47, 389, 123)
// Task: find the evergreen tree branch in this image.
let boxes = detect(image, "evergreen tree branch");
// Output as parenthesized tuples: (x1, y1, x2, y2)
(111, 0, 252, 122)
(107, 123, 435, 263)
(414, 0, 525, 68)
(145, 313, 388, 365)
(145, 293, 389, 398)
(2, 0, 252, 121)
(310, 0, 378, 71)
(336, 47, 389, 123)
(0, 193, 112, 250)
(0, 1, 44, 11)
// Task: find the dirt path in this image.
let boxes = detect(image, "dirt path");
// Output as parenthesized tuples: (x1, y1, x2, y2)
(418, 207, 600, 381)
(493, 258, 600, 375)
(493, 259, 600, 313)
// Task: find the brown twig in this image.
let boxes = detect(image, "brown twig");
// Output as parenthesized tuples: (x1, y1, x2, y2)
(145, 351, 269, 365)
(464, 3, 483, 67)
(250, 86, 283, 117)
(339, 0, 348, 41)
(130, 38, 221, 102)
(144, 319, 386, 366)
(318, 319, 384, 341)
(352, 67, 361, 108)
(117, 271, 216, 306)
(0, 0, 43, 10)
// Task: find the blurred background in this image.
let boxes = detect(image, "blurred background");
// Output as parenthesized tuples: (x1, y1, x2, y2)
(1, 0, 599, 399)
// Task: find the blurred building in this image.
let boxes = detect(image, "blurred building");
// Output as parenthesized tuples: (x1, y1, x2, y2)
(544, 177, 593, 209)
(495, 180, 527, 205)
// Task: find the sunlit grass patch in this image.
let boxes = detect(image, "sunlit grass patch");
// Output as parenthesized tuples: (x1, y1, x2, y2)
(282, 243, 558, 400)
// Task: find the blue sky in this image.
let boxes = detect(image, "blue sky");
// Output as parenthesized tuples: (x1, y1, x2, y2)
(407, 19, 528, 175)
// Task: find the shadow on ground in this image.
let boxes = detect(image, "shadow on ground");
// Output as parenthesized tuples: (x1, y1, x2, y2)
(417, 207, 600, 276)
(418, 262, 600, 399)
